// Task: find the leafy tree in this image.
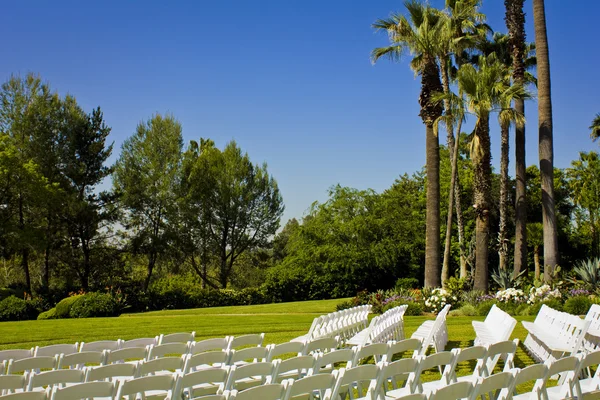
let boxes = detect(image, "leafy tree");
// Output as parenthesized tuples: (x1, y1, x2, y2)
(113, 114, 183, 290)
(567, 152, 600, 258)
(192, 140, 284, 288)
(372, 0, 445, 288)
(590, 114, 600, 143)
(533, 0, 559, 278)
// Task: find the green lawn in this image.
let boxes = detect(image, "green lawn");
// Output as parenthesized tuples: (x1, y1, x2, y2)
(0, 298, 535, 369)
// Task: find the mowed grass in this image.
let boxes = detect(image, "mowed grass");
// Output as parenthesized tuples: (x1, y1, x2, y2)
(0, 298, 536, 370)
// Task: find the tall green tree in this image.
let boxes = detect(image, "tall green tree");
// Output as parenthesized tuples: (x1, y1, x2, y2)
(113, 114, 183, 290)
(59, 98, 114, 290)
(533, 0, 559, 280)
(505, 0, 529, 278)
(191, 140, 284, 289)
(453, 54, 525, 291)
(372, 0, 444, 288)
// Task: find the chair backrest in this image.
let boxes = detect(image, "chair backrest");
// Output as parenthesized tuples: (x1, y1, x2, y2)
(417, 351, 457, 391)
(115, 374, 176, 400)
(104, 347, 147, 364)
(228, 334, 265, 350)
(230, 383, 288, 400)
(472, 370, 517, 400)
(544, 355, 581, 399)
(225, 362, 276, 391)
(50, 381, 116, 400)
(429, 380, 474, 400)
(0, 350, 34, 363)
(285, 372, 337, 400)
(184, 351, 229, 373)
(119, 337, 158, 349)
(375, 358, 421, 397)
(84, 363, 137, 382)
(0, 392, 49, 400)
(7, 356, 59, 374)
(34, 344, 78, 358)
(385, 338, 423, 361)
(147, 342, 190, 359)
(484, 339, 518, 375)
(267, 342, 305, 361)
(159, 331, 195, 345)
(229, 347, 269, 365)
(484, 305, 517, 342)
(304, 338, 339, 355)
(57, 352, 104, 370)
(137, 356, 185, 377)
(191, 338, 231, 354)
(27, 369, 85, 391)
(0, 374, 28, 394)
(273, 355, 317, 383)
(331, 364, 379, 400)
(79, 341, 119, 352)
(353, 343, 388, 365)
(452, 346, 487, 381)
(313, 349, 355, 373)
(174, 367, 229, 399)
(512, 363, 548, 399)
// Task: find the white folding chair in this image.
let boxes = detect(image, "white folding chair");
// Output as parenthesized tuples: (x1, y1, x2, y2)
(34, 345, 78, 358)
(0, 392, 49, 400)
(330, 364, 379, 400)
(114, 374, 177, 400)
(227, 334, 265, 351)
(158, 332, 195, 345)
(174, 367, 229, 399)
(79, 341, 119, 353)
(372, 358, 421, 399)
(184, 351, 230, 373)
(57, 352, 105, 370)
(543, 355, 581, 400)
(304, 338, 338, 355)
(227, 347, 269, 366)
(104, 347, 148, 365)
(415, 351, 459, 395)
(49, 381, 116, 400)
(283, 371, 337, 400)
(352, 343, 388, 366)
(27, 370, 85, 392)
(429, 380, 475, 400)
(84, 363, 137, 383)
(483, 340, 518, 376)
(229, 382, 288, 400)
(137, 355, 186, 377)
(0, 375, 28, 395)
(120, 338, 158, 350)
(191, 338, 231, 355)
(384, 338, 423, 362)
(7, 356, 59, 375)
(312, 349, 355, 374)
(273, 355, 317, 383)
(575, 349, 600, 398)
(224, 362, 277, 392)
(471, 370, 518, 400)
(0, 350, 34, 364)
(267, 342, 305, 361)
(147, 343, 191, 360)
(450, 345, 488, 384)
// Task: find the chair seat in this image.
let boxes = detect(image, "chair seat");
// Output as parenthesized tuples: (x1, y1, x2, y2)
(411, 321, 435, 340)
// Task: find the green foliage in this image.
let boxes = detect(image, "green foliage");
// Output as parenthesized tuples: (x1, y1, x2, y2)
(444, 277, 470, 296)
(395, 278, 420, 291)
(336, 300, 355, 311)
(0, 296, 38, 321)
(476, 300, 497, 317)
(515, 304, 531, 316)
(404, 302, 424, 316)
(37, 308, 57, 320)
(564, 296, 592, 316)
(491, 268, 524, 290)
(458, 304, 478, 316)
(69, 293, 120, 318)
(55, 295, 85, 318)
(572, 258, 600, 288)
(528, 299, 564, 316)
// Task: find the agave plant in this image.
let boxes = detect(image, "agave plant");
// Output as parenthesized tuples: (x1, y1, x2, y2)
(491, 268, 525, 290)
(573, 258, 600, 288)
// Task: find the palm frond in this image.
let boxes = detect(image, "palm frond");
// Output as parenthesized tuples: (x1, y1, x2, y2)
(591, 113, 600, 141)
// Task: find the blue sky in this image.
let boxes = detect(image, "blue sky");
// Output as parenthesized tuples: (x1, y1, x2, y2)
(2, 1, 599, 225)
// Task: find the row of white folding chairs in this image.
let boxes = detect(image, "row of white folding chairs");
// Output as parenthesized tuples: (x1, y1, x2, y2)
(522, 304, 590, 363)
(410, 304, 452, 356)
(347, 305, 407, 347)
(292, 305, 372, 343)
(583, 304, 600, 353)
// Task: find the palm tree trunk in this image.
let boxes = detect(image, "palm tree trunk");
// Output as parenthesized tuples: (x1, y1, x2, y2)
(441, 59, 454, 286)
(505, 0, 528, 279)
(473, 115, 492, 292)
(534, 245, 540, 280)
(533, 0, 559, 281)
(455, 157, 468, 279)
(421, 57, 444, 288)
(514, 98, 528, 277)
(499, 121, 510, 270)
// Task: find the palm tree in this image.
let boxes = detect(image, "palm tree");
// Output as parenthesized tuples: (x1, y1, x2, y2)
(372, 0, 445, 288)
(533, 0, 559, 281)
(505, 0, 528, 279)
(591, 113, 600, 142)
(453, 54, 526, 292)
(439, 0, 487, 285)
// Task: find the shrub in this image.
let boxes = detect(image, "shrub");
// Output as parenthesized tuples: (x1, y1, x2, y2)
(55, 294, 85, 318)
(395, 278, 419, 291)
(336, 300, 354, 311)
(38, 308, 57, 320)
(515, 304, 531, 316)
(445, 277, 470, 296)
(69, 293, 120, 318)
(495, 301, 518, 316)
(476, 300, 497, 317)
(405, 302, 424, 316)
(0, 296, 38, 321)
(564, 296, 592, 316)
(458, 304, 477, 317)
(528, 299, 564, 316)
